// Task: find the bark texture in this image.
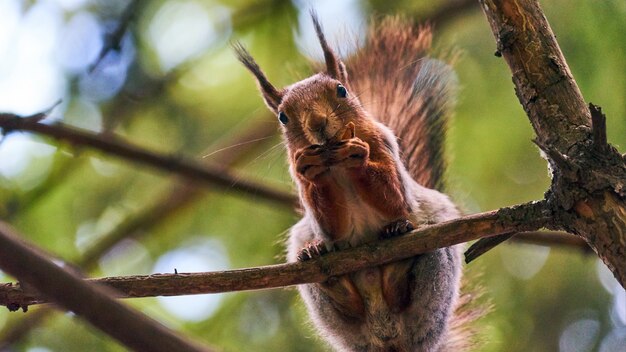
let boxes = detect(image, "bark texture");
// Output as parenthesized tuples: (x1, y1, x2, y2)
(479, 0, 626, 285)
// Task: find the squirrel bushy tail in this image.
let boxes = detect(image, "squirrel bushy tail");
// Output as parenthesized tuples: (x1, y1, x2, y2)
(346, 17, 487, 351)
(346, 17, 456, 192)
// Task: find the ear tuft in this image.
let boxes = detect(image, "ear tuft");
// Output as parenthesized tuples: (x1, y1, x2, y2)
(309, 10, 348, 83)
(233, 41, 283, 113)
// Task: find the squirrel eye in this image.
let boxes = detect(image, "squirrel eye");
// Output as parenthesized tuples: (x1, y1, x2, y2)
(337, 84, 348, 98)
(278, 111, 289, 125)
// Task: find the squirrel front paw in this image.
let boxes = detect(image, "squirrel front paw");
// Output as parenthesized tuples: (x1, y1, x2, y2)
(295, 145, 330, 181)
(294, 137, 370, 181)
(330, 137, 370, 169)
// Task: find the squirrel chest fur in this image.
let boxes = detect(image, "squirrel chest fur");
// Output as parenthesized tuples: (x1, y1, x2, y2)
(283, 74, 410, 245)
(236, 14, 464, 352)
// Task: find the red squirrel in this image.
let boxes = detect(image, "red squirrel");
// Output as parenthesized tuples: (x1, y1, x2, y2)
(236, 14, 465, 352)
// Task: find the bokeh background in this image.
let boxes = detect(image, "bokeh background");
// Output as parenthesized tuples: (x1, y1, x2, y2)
(0, 0, 625, 351)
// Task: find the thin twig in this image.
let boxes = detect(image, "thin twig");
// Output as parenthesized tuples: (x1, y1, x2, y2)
(512, 231, 591, 253)
(0, 113, 296, 207)
(464, 232, 515, 263)
(465, 230, 592, 263)
(0, 201, 552, 309)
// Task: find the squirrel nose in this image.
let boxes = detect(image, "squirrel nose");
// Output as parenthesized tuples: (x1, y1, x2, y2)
(306, 115, 328, 134)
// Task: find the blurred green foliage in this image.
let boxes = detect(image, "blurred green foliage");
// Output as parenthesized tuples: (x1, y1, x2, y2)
(0, 0, 625, 351)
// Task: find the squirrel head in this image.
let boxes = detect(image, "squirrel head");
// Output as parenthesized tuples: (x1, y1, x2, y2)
(235, 12, 369, 148)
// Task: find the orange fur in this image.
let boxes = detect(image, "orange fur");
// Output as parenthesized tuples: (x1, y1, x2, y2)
(236, 14, 481, 352)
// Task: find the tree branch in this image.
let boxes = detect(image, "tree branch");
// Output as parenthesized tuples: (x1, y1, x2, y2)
(1, 201, 552, 309)
(0, 222, 211, 352)
(479, 0, 626, 286)
(0, 119, 279, 348)
(480, 0, 590, 151)
(0, 112, 296, 207)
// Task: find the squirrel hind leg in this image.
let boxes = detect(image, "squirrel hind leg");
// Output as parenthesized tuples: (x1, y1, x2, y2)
(381, 258, 415, 314)
(405, 246, 462, 351)
(297, 240, 367, 323)
(319, 276, 367, 323)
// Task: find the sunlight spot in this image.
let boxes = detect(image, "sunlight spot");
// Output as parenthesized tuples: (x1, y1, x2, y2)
(27, 348, 52, 352)
(16, 2, 62, 58)
(293, 0, 366, 61)
(0, 134, 57, 189)
(611, 285, 626, 327)
(0, 1, 22, 64)
(89, 157, 121, 177)
(53, 0, 90, 11)
(559, 318, 600, 352)
(99, 239, 152, 276)
(0, 1, 65, 115)
(596, 259, 620, 295)
(75, 206, 127, 252)
(148, 1, 224, 72)
(238, 297, 280, 342)
(599, 327, 626, 352)
(180, 43, 237, 91)
(499, 243, 550, 280)
(57, 11, 103, 73)
(75, 220, 97, 253)
(153, 238, 229, 322)
(0, 311, 5, 332)
(64, 98, 102, 131)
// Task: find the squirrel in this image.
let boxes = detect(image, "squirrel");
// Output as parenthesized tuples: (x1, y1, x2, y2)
(236, 14, 476, 352)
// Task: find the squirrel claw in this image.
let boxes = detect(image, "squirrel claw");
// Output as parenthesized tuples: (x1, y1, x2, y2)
(297, 240, 329, 261)
(380, 219, 415, 239)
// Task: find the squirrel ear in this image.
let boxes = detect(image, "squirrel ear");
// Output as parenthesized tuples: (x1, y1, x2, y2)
(310, 11, 348, 83)
(233, 42, 283, 113)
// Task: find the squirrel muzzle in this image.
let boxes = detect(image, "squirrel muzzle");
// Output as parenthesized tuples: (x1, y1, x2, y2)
(304, 113, 329, 142)
(305, 109, 356, 146)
